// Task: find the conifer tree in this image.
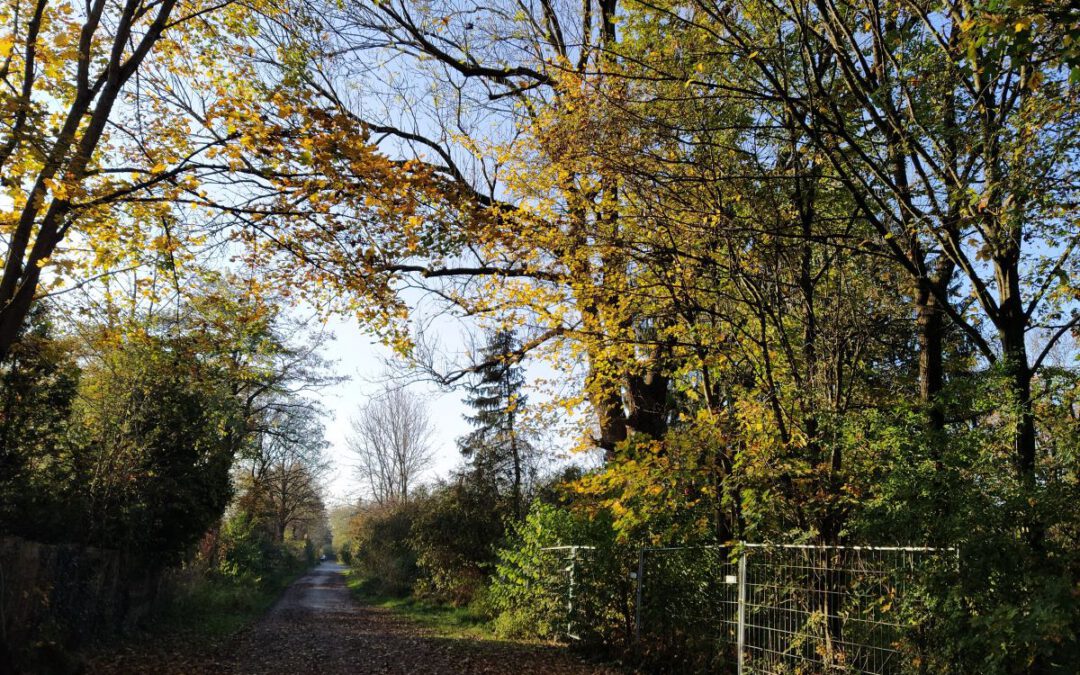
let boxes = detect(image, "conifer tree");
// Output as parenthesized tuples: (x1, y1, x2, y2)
(458, 330, 534, 519)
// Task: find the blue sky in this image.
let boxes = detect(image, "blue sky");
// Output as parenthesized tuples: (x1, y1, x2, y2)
(314, 312, 474, 505)
(313, 308, 598, 506)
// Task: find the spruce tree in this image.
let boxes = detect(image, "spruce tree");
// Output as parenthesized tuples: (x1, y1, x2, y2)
(458, 330, 533, 519)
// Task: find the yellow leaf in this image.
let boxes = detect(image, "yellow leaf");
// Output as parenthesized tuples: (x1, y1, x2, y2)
(0, 36, 13, 59)
(44, 178, 68, 200)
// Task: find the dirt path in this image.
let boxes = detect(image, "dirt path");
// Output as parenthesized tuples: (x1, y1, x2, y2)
(90, 563, 618, 674)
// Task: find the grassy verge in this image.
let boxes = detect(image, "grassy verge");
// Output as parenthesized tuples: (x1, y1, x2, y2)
(156, 569, 305, 639)
(80, 566, 308, 672)
(344, 570, 493, 641)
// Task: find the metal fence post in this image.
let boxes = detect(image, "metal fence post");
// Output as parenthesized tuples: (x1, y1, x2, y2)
(567, 546, 577, 638)
(634, 548, 645, 644)
(539, 545, 596, 642)
(737, 545, 747, 675)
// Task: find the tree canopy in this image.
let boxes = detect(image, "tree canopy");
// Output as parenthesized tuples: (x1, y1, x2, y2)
(1, 0, 1077, 669)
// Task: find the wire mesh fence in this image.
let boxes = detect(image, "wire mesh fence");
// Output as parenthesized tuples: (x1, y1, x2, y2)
(537, 546, 597, 640)
(636, 545, 740, 671)
(530, 544, 636, 647)
(536, 542, 956, 673)
(739, 544, 956, 674)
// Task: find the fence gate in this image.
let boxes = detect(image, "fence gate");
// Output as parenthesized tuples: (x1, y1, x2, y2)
(635, 543, 955, 674)
(539, 545, 597, 641)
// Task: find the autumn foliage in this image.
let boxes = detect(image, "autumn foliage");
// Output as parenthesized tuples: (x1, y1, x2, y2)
(2, 0, 1079, 671)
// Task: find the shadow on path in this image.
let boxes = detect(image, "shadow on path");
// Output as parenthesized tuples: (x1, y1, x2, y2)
(89, 563, 618, 675)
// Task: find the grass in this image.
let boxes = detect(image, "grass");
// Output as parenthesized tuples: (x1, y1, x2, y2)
(344, 570, 494, 641)
(80, 566, 307, 671)
(156, 568, 304, 639)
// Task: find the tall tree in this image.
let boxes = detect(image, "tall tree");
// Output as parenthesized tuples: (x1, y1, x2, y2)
(349, 387, 435, 505)
(235, 400, 329, 542)
(0, 0, 280, 359)
(664, 0, 1080, 557)
(264, 0, 681, 454)
(458, 330, 536, 519)
(72, 321, 243, 567)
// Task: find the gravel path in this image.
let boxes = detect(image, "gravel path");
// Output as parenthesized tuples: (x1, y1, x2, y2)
(90, 563, 618, 674)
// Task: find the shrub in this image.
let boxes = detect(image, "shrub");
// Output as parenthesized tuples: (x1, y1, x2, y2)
(489, 501, 634, 648)
(410, 476, 505, 605)
(218, 511, 277, 581)
(348, 501, 420, 596)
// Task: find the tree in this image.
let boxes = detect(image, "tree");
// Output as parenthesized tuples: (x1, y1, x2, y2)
(692, 0, 1079, 500)
(0, 0, 283, 360)
(0, 267, 342, 564)
(234, 400, 330, 543)
(349, 388, 435, 505)
(0, 304, 79, 534)
(458, 330, 537, 519)
(72, 322, 243, 567)
(254, 0, 678, 455)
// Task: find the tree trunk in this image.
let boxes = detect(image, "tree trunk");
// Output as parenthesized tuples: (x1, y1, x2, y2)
(626, 367, 669, 440)
(510, 434, 523, 520)
(915, 274, 949, 430)
(997, 273, 1042, 557)
(589, 367, 627, 457)
(999, 317, 1036, 479)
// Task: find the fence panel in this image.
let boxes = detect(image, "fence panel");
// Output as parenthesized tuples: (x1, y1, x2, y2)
(636, 546, 739, 671)
(741, 544, 952, 674)
(634, 543, 955, 674)
(536, 545, 597, 641)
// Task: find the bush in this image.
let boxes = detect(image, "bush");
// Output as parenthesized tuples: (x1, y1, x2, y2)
(158, 565, 298, 639)
(489, 501, 634, 648)
(348, 502, 420, 596)
(218, 511, 280, 582)
(410, 476, 505, 605)
(851, 387, 1080, 673)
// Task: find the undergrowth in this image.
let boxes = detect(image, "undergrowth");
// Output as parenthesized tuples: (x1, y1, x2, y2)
(344, 570, 493, 641)
(156, 569, 303, 638)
